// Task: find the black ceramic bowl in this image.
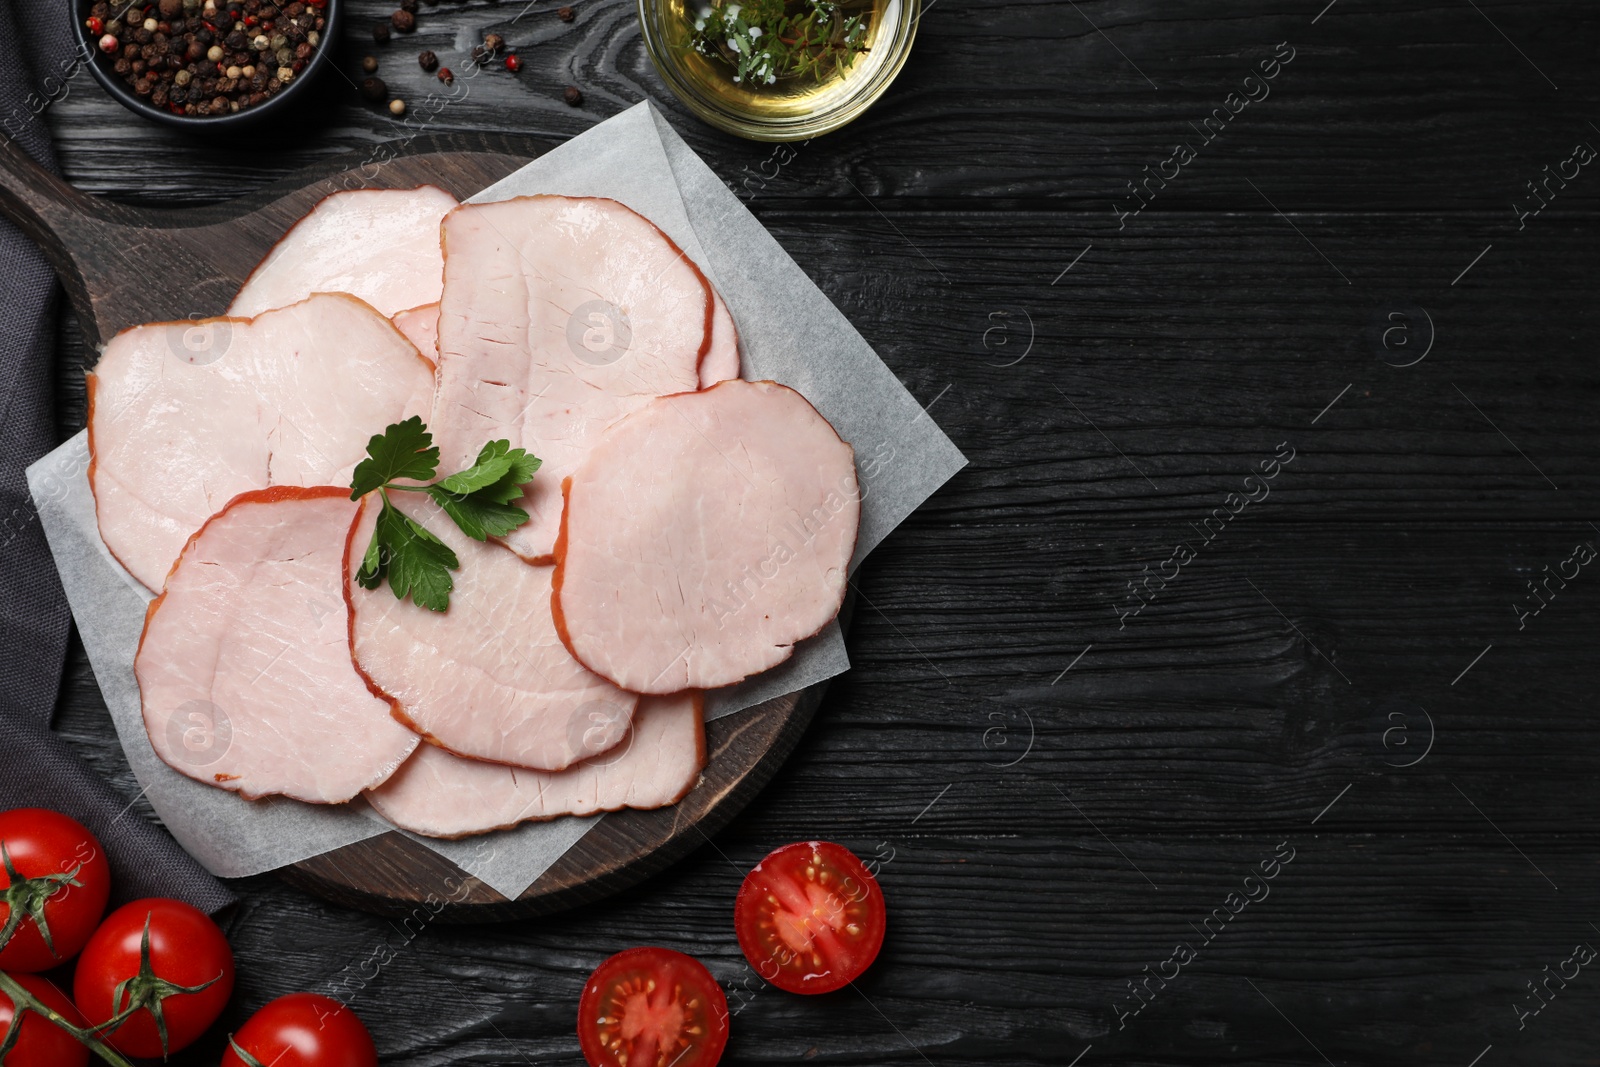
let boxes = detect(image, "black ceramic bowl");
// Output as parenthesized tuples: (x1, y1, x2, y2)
(74, 0, 344, 132)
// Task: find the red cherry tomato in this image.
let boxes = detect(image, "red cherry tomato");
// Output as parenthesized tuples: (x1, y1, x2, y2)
(734, 840, 887, 994)
(0, 808, 112, 972)
(220, 992, 378, 1067)
(577, 947, 728, 1067)
(73, 898, 235, 1058)
(0, 972, 91, 1067)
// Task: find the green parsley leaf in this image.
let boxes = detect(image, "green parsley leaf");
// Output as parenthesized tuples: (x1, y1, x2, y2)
(349, 421, 540, 611)
(475, 466, 539, 506)
(434, 439, 541, 500)
(375, 499, 459, 612)
(426, 485, 530, 541)
(350, 416, 440, 499)
(355, 527, 385, 590)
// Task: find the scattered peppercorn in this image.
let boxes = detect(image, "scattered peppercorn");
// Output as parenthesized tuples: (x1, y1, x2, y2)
(359, 75, 387, 101)
(372, 21, 391, 43)
(503, 53, 521, 73)
(469, 44, 487, 65)
(563, 85, 582, 106)
(98, 0, 325, 117)
(389, 97, 407, 116)
(436, 66, 454, 84)
(483, 33, 504, 54)
(417, 49, 438, 71)
(390, 9, 416, 32)
(558, 6, 575, 21)
(362, 54, 379, 72)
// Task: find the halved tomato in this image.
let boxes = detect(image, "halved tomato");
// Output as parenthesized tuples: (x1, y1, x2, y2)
(734, 840, 887, 994)
(577, 947, 728, 1067)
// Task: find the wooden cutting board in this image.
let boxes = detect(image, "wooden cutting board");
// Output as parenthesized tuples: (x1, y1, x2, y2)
(0, 130, 830, 921)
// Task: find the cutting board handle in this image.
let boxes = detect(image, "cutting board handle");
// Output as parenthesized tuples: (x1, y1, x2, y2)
(0, 133, 153, 345)
(0, 130, 99, 224)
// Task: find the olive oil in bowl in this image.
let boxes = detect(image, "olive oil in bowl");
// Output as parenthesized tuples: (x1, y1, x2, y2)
(639, 0, 919, 141)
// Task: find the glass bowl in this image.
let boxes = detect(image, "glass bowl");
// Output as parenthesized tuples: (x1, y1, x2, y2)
(638, 0, 920, 142)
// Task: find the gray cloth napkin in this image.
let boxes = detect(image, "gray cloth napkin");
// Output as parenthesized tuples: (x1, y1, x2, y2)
(0, 3, 232, 914)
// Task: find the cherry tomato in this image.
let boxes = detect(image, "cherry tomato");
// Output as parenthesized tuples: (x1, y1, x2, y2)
(734, 840, 887, 994)
(220, 992, 378, 1067)
(577, 947, 728, 1067)
(0, 972, 91, 1067)
(73, 898, 235, 1058)
(0, 808, 111, 972)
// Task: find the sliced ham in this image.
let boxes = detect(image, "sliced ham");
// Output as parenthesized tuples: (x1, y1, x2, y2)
(430, 195, 712, 562)
(88, 293, 434, 591)
(228, 186, 458, 318)
(136, 487, 419, 803)
(699, 291, 740, 387)
(555, 379, 858, 693)
(364, 692, 705, 838)
(392, 302, 439, 360)
(345, 491, 637, 771)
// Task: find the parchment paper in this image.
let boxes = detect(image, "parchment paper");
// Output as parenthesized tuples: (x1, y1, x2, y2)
(28, 101, 965, 899)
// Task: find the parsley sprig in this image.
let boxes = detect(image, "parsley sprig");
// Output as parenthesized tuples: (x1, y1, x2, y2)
(350, 417, 540, 612)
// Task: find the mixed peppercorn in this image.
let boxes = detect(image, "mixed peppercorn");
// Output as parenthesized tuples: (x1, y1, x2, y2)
(89, 0, 587, 121)
(88, 0, 327, 117)
(364, 9, 585, 113)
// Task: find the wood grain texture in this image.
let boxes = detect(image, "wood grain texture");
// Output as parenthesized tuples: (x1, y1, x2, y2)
(33, 0, 1600, 1063)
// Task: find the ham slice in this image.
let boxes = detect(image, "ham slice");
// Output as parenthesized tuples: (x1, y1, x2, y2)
(88, 293, 434, 591)
(364, 692, 705, 838)
(345, 491, 637, 771)
(699, 291, 740, 387)
(392, 302, 439, 360)
(430, 195, 712, 562)
(136, 487, 419, 803)
(229, 186, 458, 318)
(555, 379, 858, 693)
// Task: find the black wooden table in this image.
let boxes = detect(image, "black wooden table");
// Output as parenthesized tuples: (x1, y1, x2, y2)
(43, 1, 1600, 1063)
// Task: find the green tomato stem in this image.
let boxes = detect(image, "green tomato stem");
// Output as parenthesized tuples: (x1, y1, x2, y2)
(0, 971, 139, 1067)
